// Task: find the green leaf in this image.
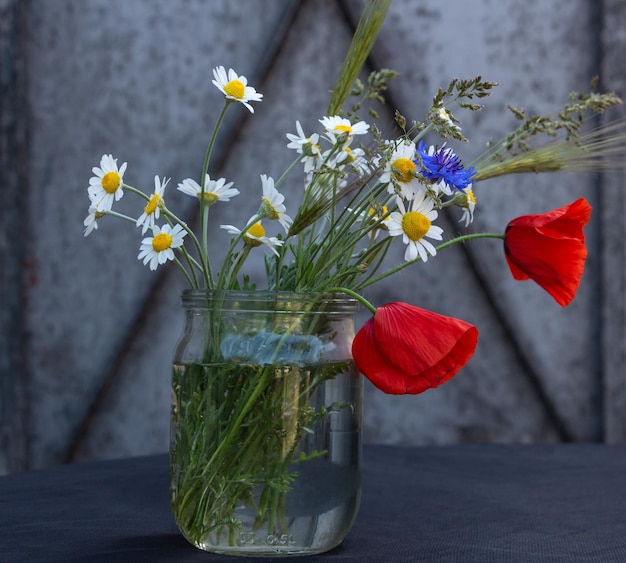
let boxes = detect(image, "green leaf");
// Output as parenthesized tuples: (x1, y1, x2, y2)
(327, 0, 392, 116)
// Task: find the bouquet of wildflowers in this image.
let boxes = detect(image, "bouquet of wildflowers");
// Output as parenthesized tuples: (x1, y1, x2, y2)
(85, 71, 622, 391)
(82, 0, 626, 549)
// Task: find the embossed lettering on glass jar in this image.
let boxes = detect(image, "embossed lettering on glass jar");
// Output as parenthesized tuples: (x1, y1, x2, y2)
(170, 290, 362, 557)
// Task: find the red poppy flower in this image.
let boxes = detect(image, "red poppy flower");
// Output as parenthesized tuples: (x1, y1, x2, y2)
(352, 302, 478, 395)
(503, 198, 591, 307)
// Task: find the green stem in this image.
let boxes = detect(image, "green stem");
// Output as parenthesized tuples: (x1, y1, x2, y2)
(324, 286, 376, 314)
(173, 256, 196, 287)
(201, 367, 272, 484)
(217, 213, 263, 289)
(122, 183, 150, 201)
(103, 209, 139, 224)
(162, 208, 211, 287)
(201, 101, 230, 191)
(437, 231, 504, 248)
(197, 101, 231, 287)
(274, 154, 307, 191)
(201, 206, 214, 288)
(410, 121, 433, 144)
(357, 232, 505, 290)
(223, 247, 252, 288)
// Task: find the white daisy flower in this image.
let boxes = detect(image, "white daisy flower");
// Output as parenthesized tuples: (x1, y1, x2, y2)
(379, 140, 423, 200)
(437, 106, 461, 131)
(211, 66, 263, 113)
(319, 116, 369, 139)
(286, 121, 318, 152)
(136, 176, 169, 235)
(177, 175, 239, 205)
(351, 204, 391, 241)
(458, 187, 476, 227)
(387, 193, 443, 262)
(137, 224, 186, 271)
(364, 204, 391, 227)
(259, 174, 292, 232)
(333, 146, 369, 175)
(88, 154, 127, 211)
(286, 121, 322, 174)
(221, 222, 284, 256)
(83, 205, 104, 237)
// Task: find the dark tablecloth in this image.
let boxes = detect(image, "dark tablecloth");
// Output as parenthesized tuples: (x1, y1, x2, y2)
(1, 444, 625, 562)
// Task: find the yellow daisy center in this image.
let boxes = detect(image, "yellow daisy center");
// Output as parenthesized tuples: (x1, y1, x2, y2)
(402, 211, 431, 242)
(203, 191, 219, 205)
(224, 79, 245, 99)
(468, 189, 476, 205)
(392, 158, 416, 183)
(145, 194, 160, 215)
(152, 232, 172, 252)
(367, 205, 389, 221)
(334, 124, 352, 133)
(344, 147, 355, 162)
(244, 222, 265, 247)
(248, 222, 265, 238)
(101, 171, 121, 193)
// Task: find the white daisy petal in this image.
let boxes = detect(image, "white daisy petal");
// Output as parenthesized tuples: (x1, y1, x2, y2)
(416, 241, 429, 263)
(177, 175, 239, 205)
(420, 238, 438, 256)
(259, 174, 292, 232)
(405, 243, 418, 262)
(177, 178, 202, 198)
(83, 205, 101, 237)
(428, 226, 444, 240)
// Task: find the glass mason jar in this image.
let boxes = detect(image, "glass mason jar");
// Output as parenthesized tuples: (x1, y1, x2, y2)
(170, 289, 363, 557)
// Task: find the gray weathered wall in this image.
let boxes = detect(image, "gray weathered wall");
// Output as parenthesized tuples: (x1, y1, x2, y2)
(2, 0, 626, 473)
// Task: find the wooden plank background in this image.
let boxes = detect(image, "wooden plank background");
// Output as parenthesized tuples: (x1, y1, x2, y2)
(2, 0, 625, 473)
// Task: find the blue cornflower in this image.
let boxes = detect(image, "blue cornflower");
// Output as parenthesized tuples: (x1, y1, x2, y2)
(416, 141, 475, 193)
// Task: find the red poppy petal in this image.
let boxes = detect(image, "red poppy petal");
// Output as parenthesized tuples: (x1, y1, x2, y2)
(375, 303, 467, 365)
(507, 198, 591, 236)
(504, 225, 587, 307)
(543, 198, 592, 239)
(505, 251, 531, 281)
(352, 317, 410, 394)
(352, 303, 478, 395)
(405, 323, 478, 393)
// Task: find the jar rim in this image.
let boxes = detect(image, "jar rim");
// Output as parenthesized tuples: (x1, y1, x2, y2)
(181, 289, 361, 313)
